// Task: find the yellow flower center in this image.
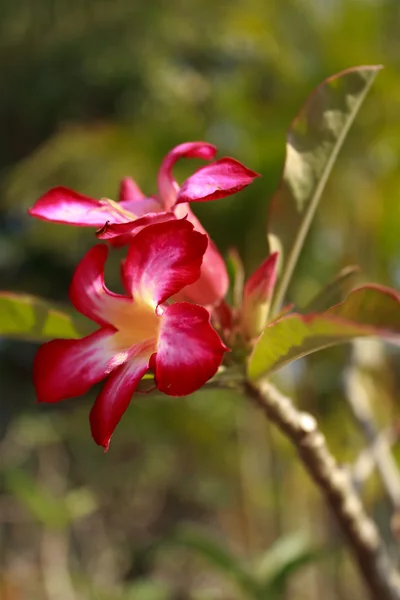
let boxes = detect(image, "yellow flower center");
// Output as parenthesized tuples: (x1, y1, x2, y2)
(110, 296, 160, 352)
(98, 198, 137, 222)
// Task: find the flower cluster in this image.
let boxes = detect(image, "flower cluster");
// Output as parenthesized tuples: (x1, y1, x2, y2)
(30, 142, 277, 449)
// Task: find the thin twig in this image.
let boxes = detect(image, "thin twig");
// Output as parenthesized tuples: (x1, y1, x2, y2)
(245, 379, 400, 600)
(351, 426, 399, 493)
(344, 347, 400, 511)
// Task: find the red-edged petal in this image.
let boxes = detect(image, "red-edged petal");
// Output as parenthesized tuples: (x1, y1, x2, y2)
(176, 158, 261, 204)
(157, 142, 217, 209)
(96, 212, 176, 245)
(173, 203, 228, 305)
(241, 252, 279, 339)
(28, 186, 127, 227)
(244, 252, 279, 301)
(33, 328, 125, 403)
(90, 348, 152, 450)
(122, 219, 207, 305)
(69, 245, 131, 327)
(154, 302, 228, 396)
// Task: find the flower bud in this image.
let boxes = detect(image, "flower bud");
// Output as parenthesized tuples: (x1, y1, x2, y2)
(241, 252, 279, 340)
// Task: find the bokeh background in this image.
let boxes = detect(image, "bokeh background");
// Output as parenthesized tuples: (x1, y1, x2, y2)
(1, 1, 400, 599)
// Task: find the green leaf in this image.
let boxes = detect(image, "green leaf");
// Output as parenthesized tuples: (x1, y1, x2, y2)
(301, 265, 360, 313)
(121, 580, 170, 600)
(248, 285, 400, 380)
(5, 470, 70, 530)
(0, 292, 95, 342)
(169, 526, 260, 598)
(269, 65, 382, 315)
(5, 470, 96, 530)
(253, 533, 328, 596)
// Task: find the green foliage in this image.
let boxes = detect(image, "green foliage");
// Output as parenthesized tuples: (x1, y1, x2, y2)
(302, 265, 360, 313)
(164, 527, 326, 600)
(4, 469, 97, 530)
(253, 533, 328, 598)
(0, 292, 94, 341)
(269, 65, 381, 314)
(168, 527, 260, 598)
(248, 286, 400, 379)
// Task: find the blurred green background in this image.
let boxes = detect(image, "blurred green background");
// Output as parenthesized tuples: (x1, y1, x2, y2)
(1, 0, 400, 598)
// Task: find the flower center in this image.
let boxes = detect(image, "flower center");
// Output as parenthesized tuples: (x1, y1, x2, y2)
(111, 297, 160, 351)
(98, 198, 137, 223)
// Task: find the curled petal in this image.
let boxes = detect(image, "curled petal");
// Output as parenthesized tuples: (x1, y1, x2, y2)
(158, 142, 217, 209)
(90, 348, 152, 450)
(119, 177, 163, 217)
(96, 212, 176, 245)
(70, 245, 131, 327)
(120, 196, 163, 218)
(33, 328, 125, 404)
(29, 187, 128, 227)
(123, 219, 207, 305)
(155, 302, 228, 396)
(118, 177, 146, 203)
(173, 203, 228, 305)
(176, 158, 261, 204)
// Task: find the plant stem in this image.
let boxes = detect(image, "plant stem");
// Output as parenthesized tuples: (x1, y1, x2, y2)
(245, 379, 400, 600)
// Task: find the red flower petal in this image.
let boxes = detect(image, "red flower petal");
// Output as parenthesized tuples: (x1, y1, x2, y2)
(28, 187, 128, 227)
(155, 302, 228, 396)
(118, 177, 146, 203)
(96, 212, 176, 245)
(69, 245, 131, 327)
(122, 220, 207, 305)
(157, 142, 217, 209)
(176, 158, 261, 204)
(90, 349, 151, 450)
(173, 203, 229, 305)
(33, 328, 124, 403)
(119, 177, 163, 217)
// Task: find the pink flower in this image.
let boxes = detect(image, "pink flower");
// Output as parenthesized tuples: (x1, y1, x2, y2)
(29, 142, 260, 306)
(33, 219, 228, 450)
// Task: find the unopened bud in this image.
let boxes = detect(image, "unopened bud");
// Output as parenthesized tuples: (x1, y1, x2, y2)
(241, 252, 279, 340)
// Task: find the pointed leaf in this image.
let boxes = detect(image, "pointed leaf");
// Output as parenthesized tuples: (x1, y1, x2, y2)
(169, 526, 260, 598)
(248, 285, 400, 380)
(253, 533, 327, 596)
(0, 293, 95, 342)
(269, 65, 382, 314)
(302, 265, 360, 313)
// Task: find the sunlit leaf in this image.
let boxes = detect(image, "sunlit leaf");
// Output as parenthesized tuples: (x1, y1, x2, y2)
(248, 285, 400, 380)
(269, 65, 382, 314)
(0, 292, 95, 342)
